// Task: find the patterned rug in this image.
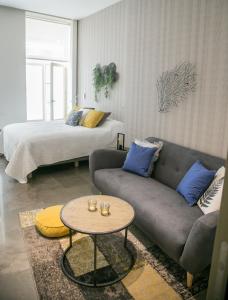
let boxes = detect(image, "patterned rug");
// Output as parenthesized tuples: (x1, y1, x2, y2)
(19, 209, 209, 300)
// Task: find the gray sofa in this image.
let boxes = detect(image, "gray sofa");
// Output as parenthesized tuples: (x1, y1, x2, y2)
(90, 137, 224, 287)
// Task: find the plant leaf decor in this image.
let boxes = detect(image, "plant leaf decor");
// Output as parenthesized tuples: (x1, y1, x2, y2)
(93, 63, 118, 101)
(157, 62, 197, 112)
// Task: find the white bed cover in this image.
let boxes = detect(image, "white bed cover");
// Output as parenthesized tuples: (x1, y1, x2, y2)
(3, 119, 124, 183)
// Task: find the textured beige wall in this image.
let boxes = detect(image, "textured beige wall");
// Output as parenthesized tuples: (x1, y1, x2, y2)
(78, 0, 228, 158)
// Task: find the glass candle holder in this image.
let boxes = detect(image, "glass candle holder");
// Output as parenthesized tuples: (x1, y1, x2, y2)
(88, 199, 97, 212)
(100, 202, 110, 216)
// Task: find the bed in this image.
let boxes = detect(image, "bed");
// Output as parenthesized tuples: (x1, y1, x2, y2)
(3, 119, 124, 183)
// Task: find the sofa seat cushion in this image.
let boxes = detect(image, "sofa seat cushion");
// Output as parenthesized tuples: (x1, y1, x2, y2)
(94, 168, 202, 262)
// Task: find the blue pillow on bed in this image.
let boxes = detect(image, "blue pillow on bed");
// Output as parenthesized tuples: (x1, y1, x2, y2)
(122, 142, 157, 177)
(65, 111, 83, 126)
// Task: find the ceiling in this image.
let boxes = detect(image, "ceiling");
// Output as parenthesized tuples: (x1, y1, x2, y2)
(0, 0, 122, 19)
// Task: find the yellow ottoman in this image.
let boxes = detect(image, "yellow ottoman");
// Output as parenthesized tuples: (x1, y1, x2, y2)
(35, 205, 69, 238)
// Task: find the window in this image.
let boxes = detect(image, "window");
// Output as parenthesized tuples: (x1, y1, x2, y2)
(26, 15, 72, 121)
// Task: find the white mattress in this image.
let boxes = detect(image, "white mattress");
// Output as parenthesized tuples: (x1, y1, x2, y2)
(3, 119, 124, 183)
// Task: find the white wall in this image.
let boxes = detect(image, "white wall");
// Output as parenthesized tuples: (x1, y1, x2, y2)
(0, 6, 26, 152)
(78, 0, 228, 158)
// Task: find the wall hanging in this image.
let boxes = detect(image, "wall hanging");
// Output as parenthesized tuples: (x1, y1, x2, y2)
(156, 62, 197, 113)
(93, 63, 118, 101)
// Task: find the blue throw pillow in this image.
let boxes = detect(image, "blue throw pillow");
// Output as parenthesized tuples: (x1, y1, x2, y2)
(176, 160, 216, 206)
(66, 111, 83, 126)
(122, 142, 157, 177)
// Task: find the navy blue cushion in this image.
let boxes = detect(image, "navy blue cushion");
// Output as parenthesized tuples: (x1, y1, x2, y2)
(176, 160, 215, 206)
(65, 111, 83, 126)
(122, 142, 157, 177)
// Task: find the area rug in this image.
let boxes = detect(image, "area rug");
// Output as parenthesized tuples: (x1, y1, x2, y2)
(19, 209, 209, 300)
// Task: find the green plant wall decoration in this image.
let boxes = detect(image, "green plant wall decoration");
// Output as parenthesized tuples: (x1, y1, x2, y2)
(93, 63, 118, 101)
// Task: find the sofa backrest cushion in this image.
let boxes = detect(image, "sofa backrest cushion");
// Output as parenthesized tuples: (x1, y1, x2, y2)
(146, 137, 224, 190)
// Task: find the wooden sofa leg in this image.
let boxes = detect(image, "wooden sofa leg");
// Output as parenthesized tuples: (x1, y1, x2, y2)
(187, 272, 193, 288)
(27, 173, 32, 180)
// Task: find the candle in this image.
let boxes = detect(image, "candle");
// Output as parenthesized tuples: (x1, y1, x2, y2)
(88, 199, 97, 212)
(100, 202, 110, 216)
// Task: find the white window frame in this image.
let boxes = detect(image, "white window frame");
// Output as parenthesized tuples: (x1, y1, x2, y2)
(26, 61, 45, 121)
(50, 62, 67, 120)
(25, 12, 75, 121)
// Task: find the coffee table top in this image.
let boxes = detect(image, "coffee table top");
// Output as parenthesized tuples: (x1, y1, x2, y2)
(61, 195, 135, 234)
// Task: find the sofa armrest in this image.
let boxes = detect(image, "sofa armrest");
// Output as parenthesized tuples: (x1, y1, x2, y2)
(180, 211, 219, 274)
(89, 149, 127, 182)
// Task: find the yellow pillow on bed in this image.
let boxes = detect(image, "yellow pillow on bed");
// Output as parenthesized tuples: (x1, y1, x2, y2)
(82, 110, 105, 128)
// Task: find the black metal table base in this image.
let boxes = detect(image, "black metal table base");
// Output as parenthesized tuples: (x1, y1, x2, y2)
(61, 227, 135, 287)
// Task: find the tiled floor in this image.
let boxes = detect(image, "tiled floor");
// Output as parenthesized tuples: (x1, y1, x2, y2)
(0, 158, 98, 300)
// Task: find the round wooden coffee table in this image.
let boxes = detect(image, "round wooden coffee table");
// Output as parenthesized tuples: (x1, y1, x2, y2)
(60, 195, 135, 287)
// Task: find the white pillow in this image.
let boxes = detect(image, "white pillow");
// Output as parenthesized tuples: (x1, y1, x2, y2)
(135, 139, 157, 148)
(197, 166, 225, 214)
(135, 139, 163, 158)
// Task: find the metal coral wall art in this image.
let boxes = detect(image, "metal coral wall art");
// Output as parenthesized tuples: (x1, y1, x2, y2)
(93, 63, 118, 101)
(156, 62, 197, 112)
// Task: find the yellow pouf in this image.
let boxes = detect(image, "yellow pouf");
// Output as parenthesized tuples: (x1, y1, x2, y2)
(35, 205, 69, 238)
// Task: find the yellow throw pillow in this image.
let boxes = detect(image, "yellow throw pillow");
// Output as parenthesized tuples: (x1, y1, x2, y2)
(82, 110, 105, 128)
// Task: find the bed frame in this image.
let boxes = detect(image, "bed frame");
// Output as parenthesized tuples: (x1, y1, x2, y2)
(27, 156, 89, 180)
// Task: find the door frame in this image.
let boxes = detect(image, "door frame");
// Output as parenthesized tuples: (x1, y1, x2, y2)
(50, 62, 67, 120)
(26, 59, 67, 121)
